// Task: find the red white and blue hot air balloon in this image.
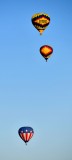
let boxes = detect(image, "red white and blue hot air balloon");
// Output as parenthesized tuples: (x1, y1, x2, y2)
(18, 126, 34, 145)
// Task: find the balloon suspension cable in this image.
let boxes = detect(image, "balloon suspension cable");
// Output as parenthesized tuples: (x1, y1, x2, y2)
(25, 142, 27, 145)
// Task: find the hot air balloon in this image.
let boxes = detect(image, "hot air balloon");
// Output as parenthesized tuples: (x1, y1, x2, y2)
(18, 126, 34, 145)
(31, 13, 50, 35)
(40, 45, 53, 61)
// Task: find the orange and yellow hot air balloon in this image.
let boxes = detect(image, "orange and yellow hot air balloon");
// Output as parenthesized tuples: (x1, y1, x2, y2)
(40, 45, 53, 61)
(31, 13, 50, 35)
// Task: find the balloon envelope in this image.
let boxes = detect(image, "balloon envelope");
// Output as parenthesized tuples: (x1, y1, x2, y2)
(31, 13, 50, 35)
(18, 126, 34, 145)
(40, 45, 53, 61)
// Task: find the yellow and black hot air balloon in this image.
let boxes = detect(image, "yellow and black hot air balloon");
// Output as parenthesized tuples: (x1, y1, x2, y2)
(31, 13, 50, 35)
(40, 45, 53, 61)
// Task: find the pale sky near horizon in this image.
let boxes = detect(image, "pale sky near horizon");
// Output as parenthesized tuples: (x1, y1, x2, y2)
(0, 0, 72, 160)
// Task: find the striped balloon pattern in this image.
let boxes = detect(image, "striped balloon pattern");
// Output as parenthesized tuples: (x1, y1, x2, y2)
(18, 127, 34, 145)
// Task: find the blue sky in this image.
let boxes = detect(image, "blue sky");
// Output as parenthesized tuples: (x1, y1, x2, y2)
(0, 0, 72, 160)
